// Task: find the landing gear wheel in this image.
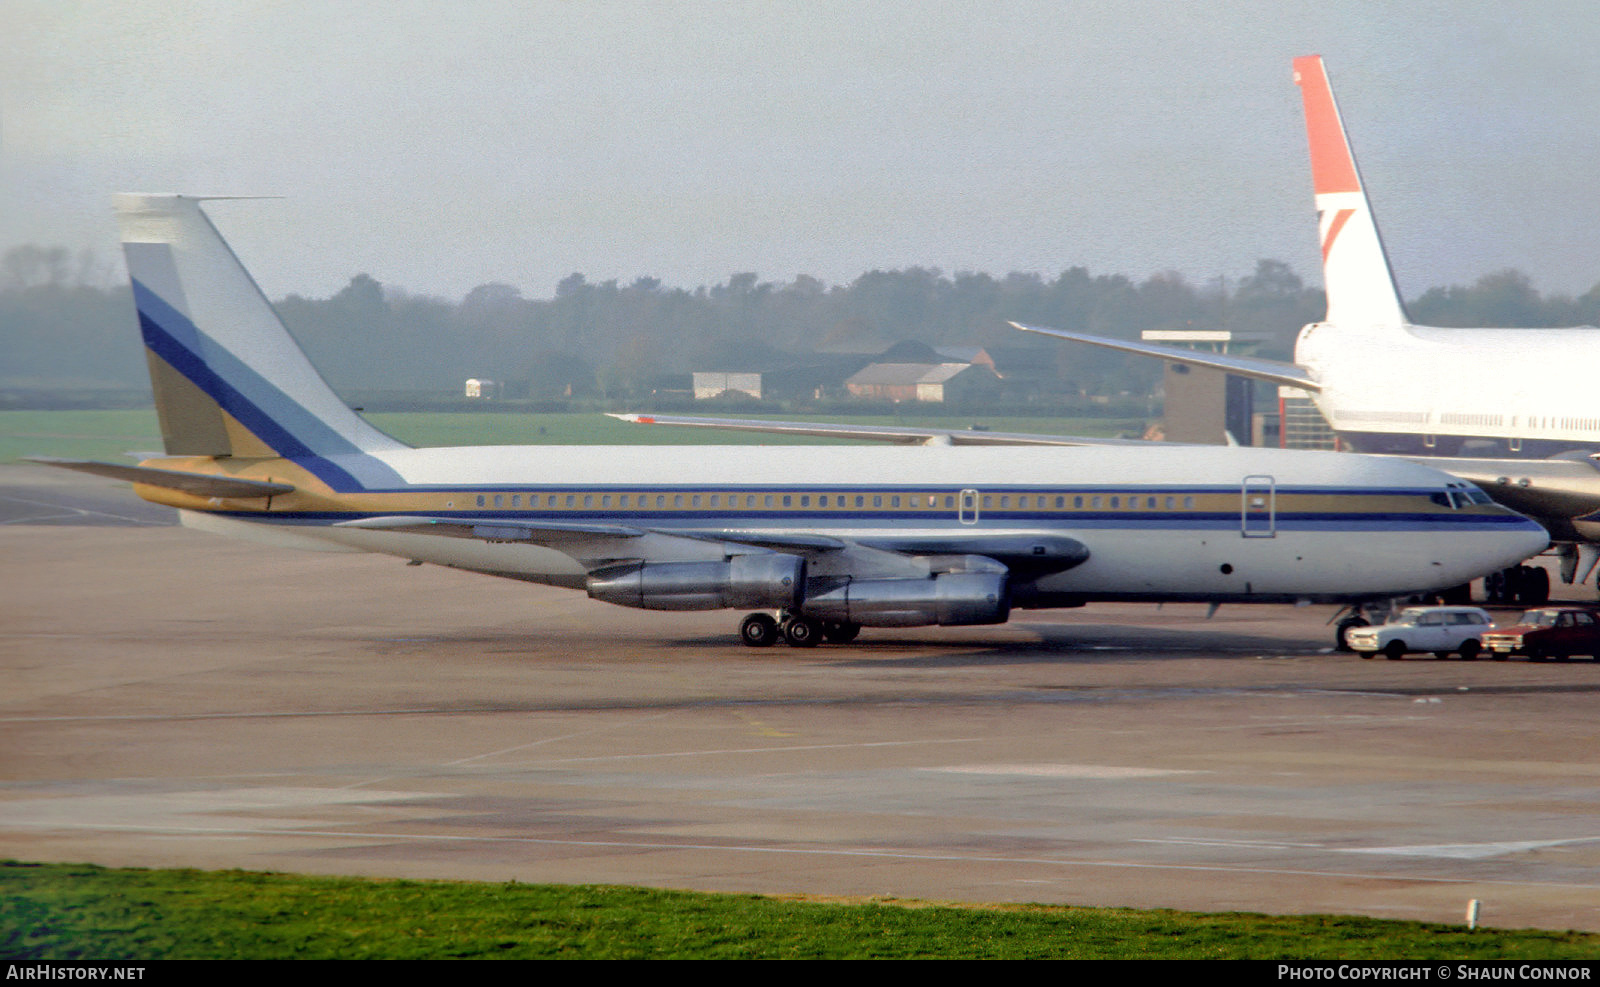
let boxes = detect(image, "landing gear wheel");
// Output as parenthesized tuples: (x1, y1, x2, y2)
(782, 616, 823, 647)
(739, 612, 780, 648)
(1335, 616, 1368, 652)
(1522, 566, 1550, 605)
(821, 621, 861, 644)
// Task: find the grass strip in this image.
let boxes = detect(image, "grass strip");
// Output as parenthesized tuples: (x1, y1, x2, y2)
(4, 861, 1596, 960)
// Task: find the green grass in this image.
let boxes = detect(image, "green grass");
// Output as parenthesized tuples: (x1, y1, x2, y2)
(0, 410, 164, 464)
(0, 409, 1140, 463)
(2, 861, 1595, 960)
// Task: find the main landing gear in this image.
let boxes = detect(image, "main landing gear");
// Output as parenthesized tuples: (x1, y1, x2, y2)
(738, 611, 861, 648)
(1484, 564, 1550, 606)
(1333, 600, 1392, 652)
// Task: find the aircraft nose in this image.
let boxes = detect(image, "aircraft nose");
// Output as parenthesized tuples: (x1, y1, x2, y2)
(1500, 520, 1551, 569)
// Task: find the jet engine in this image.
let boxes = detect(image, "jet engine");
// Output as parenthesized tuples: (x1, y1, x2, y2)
(586, 553, 805, 611)
(799, 572, 1010, 627)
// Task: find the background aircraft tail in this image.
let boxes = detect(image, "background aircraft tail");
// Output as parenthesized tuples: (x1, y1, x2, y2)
(1293, 55, 1409, 331)
(116, 194, 408, 467)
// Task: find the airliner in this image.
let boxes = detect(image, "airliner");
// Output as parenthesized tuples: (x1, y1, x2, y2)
(35, 194, 1545, 647)
(1010, 54, 1600, 582)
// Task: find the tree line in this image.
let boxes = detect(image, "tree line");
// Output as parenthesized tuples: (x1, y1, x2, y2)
(3, 242, 1597, 406)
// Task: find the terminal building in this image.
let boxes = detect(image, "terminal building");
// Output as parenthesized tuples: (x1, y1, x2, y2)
(1145, 330, 1336, 450)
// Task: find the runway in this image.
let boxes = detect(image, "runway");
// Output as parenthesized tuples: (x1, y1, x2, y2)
(4, 465, 1600, 932)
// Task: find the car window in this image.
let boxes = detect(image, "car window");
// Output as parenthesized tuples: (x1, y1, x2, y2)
(1418, 613, 1444, 626)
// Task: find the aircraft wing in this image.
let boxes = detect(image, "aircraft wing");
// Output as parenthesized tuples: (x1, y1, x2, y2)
(337, 515, 717, 572)
(336, 516, 647, 542)
(608, 413, 1148, 447)
(25, 457, 296, 499)
(1008, 321, 1321, 391)
(339, 517, 1090, 577)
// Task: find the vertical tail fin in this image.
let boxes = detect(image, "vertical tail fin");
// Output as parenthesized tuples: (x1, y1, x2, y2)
(116, 195, 407, 472)
(1292, 56, 1409, 330)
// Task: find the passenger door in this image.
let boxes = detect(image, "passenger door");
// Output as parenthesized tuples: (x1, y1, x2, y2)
(1241, 475, 1276, 538)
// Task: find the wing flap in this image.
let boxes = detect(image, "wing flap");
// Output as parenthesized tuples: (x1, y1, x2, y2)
(858, 532, 1090, 575)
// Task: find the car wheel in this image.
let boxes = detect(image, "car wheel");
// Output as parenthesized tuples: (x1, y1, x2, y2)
(1384, 640, 1407, 660)
(1458, 640, 1480, 661)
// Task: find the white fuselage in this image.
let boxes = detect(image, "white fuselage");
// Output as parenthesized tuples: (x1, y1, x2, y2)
(177, 442, 1547, 605)
(1295, 321, 1600, 456)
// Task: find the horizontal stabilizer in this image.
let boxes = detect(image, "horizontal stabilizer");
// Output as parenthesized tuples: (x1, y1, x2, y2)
(25, 457, 295, 499)
(609, 413, 1149, 446)
(1009, 322, 1319, 391)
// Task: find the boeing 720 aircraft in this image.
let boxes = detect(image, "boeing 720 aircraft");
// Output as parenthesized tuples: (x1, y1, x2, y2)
(36, 194, 1545, 647)
(1013, 54, 1600, 589)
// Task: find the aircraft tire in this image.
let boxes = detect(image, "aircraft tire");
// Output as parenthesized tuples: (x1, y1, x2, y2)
(782, 617, 823, 648)
(1523, 566, 1551, 605)
(1335, 617, 1367, 652)
(739, 613, 780, 648)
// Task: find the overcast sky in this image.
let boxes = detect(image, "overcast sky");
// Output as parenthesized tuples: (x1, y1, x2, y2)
(5, 1, 1599, 303)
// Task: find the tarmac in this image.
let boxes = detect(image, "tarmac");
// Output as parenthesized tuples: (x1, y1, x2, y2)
(4, 464, 1600, 932)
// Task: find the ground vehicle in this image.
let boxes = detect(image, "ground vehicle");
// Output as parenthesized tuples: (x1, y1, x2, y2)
(1482, 607, 1600, 661)
(1344, 606, 1495, 660)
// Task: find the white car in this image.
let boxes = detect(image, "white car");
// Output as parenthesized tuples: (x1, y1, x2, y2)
(1343, 606, 1494, 660)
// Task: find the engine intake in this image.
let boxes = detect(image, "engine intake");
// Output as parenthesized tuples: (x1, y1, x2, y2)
(587, 554, 805, 611)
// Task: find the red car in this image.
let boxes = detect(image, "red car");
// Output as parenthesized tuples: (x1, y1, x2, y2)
(1482, 607, 1600, 661)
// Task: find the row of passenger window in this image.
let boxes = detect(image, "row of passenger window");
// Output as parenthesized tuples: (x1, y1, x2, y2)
(471, 491, 1202, 511)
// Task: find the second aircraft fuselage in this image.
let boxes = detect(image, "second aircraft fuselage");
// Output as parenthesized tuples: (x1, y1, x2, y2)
(1297, 321, 1600, 458)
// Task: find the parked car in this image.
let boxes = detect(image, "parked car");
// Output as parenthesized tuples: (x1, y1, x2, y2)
(1482, 607, 1600, 661)
(1344, 606, 1495, 660)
